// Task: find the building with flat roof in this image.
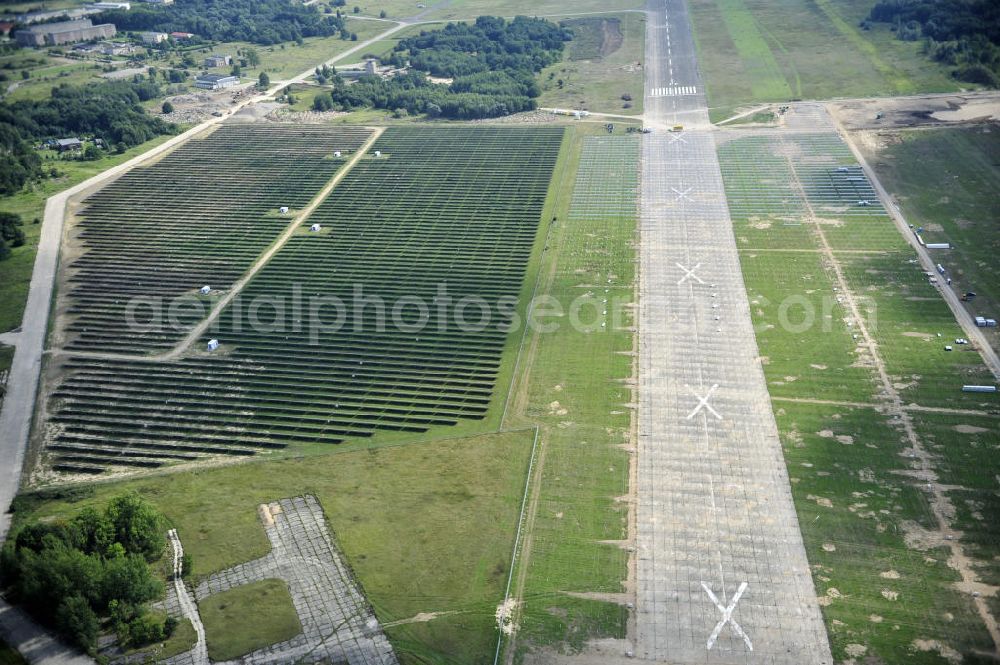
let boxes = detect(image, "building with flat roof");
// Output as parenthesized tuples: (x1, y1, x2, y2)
(203, 54, 231, 68)
(87, 1, 130, 9)
(100, 40, 135, 55)
(195, 73, 238, 90)
(15, 18, 116, 46)
(55, 138, 83, 152)
(140, 31, 168, 44)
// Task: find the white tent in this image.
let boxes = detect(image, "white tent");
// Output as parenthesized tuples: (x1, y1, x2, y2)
(207, 339, 220, 351)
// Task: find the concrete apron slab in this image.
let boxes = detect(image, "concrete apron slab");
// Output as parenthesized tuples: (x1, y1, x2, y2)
(635, 0, 832, 662)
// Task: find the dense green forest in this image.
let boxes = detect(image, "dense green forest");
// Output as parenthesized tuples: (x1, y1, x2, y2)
(867, 0, 1000, 85)
(313, 16, 569, 119)
(0, 78, 175, 195)
(1, 493, 173, 653)
(99, 0, 347, 45)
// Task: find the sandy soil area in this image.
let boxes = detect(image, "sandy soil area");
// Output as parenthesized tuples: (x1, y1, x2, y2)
(828, 91, 1000, 131)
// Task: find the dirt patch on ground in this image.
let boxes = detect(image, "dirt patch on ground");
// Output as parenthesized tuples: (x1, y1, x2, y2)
(902, 331, 933, 340)
(900, 519, 944, 551)
(563, 17, 624, 61)
(954, 424, 988, 434)
(845, 644, 867, 658)
(912, 639, 962, 664)
(496, 598, 518, 635)
(807, 494, 833, 508)
(828, 92, 1000, 131)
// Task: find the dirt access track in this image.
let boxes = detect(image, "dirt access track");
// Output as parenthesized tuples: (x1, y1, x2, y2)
(828, 90, 1000, 131)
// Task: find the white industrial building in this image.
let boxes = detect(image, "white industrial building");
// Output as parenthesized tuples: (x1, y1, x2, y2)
(194, 73, 239, 90)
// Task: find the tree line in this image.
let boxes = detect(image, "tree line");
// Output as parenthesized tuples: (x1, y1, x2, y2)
(0, 77, 176, 195)
(1, 493, 177, 654)
(312, 16, 569, 119)
(866, 0, 1000, 86)
(99, 0, 348, 46)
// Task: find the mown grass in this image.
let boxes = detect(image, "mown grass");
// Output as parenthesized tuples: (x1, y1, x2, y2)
(200, 579, 301, 661)
(538, 12, 645, 116)
(503, 127, 637, 656)
(911, 412, 1000, 587)
(776, 402, 995, 663)
(857, 126, 1000, 357)
(14, 430, 535, 664)
(720, 130, 999, 661)
(837, 253, 996, 408)
(3, 62, 103, 103)
(689, 0, 964, 122)
(739, 250, 875, 401)
(404, 0, 643, 21)
(210, 18, 387, 80)
(117, 616, 197, 662)
(0, 344, 13, 377)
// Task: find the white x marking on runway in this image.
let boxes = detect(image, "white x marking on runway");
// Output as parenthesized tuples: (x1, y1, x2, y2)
(701, 581, 753, 651)
(676, 262, 704, 285)
(672, 186, 693, 202)
(685, 384, 721, 420)
(669, 132, 687, 144)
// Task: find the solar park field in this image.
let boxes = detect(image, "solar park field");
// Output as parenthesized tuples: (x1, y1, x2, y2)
(37, 124, 565, 475)
(717, 126, 1000, 663)
(56, 124, 375, 354)
(16, 122, 647, 663)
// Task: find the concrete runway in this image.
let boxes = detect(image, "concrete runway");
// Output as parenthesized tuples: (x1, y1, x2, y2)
(635, 0, 832, 662)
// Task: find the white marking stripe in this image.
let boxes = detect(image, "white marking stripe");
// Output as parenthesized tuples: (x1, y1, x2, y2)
(649, 85, 698, 97)
(702, 581, 753, 651)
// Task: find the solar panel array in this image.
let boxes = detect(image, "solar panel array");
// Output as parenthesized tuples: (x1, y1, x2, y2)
(45, 126, 565, 474)
(62, 124, 373, 354)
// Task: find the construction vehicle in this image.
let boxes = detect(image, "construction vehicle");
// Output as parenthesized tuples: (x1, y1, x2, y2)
(961, 292, 977, 302)
(669, 124, 684, 132)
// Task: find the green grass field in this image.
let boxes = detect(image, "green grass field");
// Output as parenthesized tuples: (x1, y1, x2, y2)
(502, 128, 638, 656)
(210, 17, 388, 79)
(0, 344, 12, 377)
(200, 579, 301, 661)
(346, 0, 643, 21)
(855, 126, 1000, 357)
(689, 0, 964, 122)
(538, 13, 646, 116)
(14, 430, 535, 663)
(719, 129, 1000, 662)
(2, 61, 103, 103)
